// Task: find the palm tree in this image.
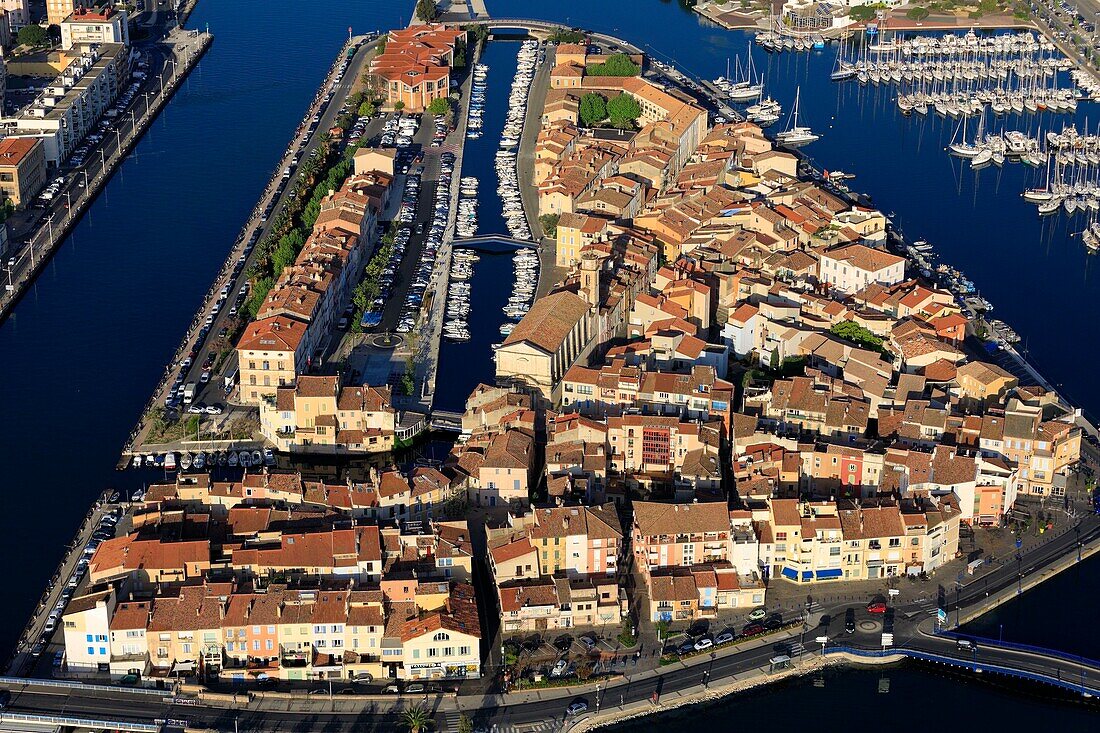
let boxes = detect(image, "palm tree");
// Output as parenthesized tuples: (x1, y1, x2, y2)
(401, 704, 433, 733)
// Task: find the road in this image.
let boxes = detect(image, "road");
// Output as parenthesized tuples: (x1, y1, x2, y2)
(1, 27, 211, 320)
(129, 34, 384, 451)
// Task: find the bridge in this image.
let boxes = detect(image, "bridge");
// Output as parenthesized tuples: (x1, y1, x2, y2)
(429, 409, 464, 432)
(827, 640, 1100, 697)
(452, 233, 539, 250)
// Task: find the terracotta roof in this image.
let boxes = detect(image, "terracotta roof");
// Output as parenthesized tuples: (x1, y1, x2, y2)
(501, 290, 590, 353)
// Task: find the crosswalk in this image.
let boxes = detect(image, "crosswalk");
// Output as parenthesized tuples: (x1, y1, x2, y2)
(438, 711, 561, 733)
(915, 597, 942, 617)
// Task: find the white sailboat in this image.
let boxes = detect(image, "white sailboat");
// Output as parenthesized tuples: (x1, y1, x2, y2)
(729, 44, 764, 101)
(775, 86, 819, 147)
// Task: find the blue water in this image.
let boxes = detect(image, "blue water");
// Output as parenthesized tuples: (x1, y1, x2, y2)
(0, 0, 398, 655)
(435, 41, 523, 412)
(0, 0, 1094, 719)
(493, 0, 1100, 419)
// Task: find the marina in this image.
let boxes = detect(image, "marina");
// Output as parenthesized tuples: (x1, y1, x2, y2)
(1, 5, 1100, 731)
(493, 39, 539, 241)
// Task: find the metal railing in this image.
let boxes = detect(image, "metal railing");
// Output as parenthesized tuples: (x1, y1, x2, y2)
(0, 711, 159, 732)
(934, 630, 1100, 670)
(825, 646, 1100, 696)
(0, 675, 166, 696)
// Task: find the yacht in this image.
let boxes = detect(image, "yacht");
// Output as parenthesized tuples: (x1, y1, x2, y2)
(775, 87, 819, 147)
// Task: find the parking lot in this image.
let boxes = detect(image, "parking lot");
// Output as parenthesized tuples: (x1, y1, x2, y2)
(140, 37, 380, 432)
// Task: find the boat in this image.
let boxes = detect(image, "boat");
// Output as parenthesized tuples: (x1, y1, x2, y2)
(132, 455, 143, 468)
(193, 452, 206, 470)
(217, 451, 228, 467)
(228, 451, 238, 467)
(164, 452, 177, 471)
(775, 86, 819, 147)
(239, 450, 251, 468)
(971, 148, 993, 168)
(180, 452, 192, 471)
(251, 450, 262, 466)
(1037, 197, 1062, 215)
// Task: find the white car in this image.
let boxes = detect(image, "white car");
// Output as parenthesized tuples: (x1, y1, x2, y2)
(693, 638, 714, 652)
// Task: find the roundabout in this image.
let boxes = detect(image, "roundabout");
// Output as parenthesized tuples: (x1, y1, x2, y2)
(369, 333, 403, 349)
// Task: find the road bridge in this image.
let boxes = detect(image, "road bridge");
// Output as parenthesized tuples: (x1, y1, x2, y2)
(453, 233, 539, 250)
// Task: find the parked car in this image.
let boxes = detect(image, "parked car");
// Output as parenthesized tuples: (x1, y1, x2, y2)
(747, 608, 767, 622)
(741, 623, 765, 637)
(693, 637, 714, 652)
(866, 602, 888, 614)
(714, 632, 735, 646)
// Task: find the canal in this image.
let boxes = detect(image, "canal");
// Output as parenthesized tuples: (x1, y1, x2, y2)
(0, 0, 1094, 722)
(0, 1, 398, 655)
(436, 40, 527, 412)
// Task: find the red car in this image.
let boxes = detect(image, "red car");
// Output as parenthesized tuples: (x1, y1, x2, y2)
(741, 623, 765, 637)
(866, 602, 888, 614)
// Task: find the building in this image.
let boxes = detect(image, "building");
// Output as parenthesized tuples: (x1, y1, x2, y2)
(818, 243, 905, 294)
(0, 0, 29, 31)
(0, 136, 46, 207)
(3, 43, 128, 165)
(368, 24, 464, 112)
(236, 166, 391, 406)
(495, 290, 598, 405)
(47, 0, 88, 26)
(237, 316, 310, 405)
(61, 6, 129, 51)
(61, 588, 115, 673)
(259, 376, 397, 455)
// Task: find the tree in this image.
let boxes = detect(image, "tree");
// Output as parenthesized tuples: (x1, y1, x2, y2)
(401, 705, 433, 733)
(17, 24, 48, 47)
(393, 100, 405, 112)
(427, 97, 451, 116)
(769, 347, 781, 370)
(829, 320, 886, 352)
(849, 5, 877, 21)
(400, 358, 416, 396)
(549, 28, 585, 44)
(607, 92, 642, 129)
(246, 277, 274, 318)
(906, 6, 930, 21)
(575, 662, 594, 681)
(458, 714, 474, 733)
(587, 52, 640, 77)
(358, 99, 377, 117)
(415, 0, 438, 22)
(539, 213, 560, 238)
(579, 92, 607, 127)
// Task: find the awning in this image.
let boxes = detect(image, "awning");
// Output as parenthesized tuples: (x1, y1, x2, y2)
(171, 660, 195, 674)
(781, 567, 798, 580)
(801, 571, 813, 581)
(816, 568, 843, 579)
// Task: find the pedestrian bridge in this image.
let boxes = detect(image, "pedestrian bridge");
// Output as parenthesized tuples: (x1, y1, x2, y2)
(827, 641, 1100, 698)
(453, 234, 538, 250)
(429, 409, 465, 432)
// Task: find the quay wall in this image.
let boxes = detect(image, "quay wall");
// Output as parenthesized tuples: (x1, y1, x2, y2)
(0, 32, 214, 325)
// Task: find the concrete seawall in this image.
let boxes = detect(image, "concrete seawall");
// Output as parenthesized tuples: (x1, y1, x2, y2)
(0, 30, 213, 325)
